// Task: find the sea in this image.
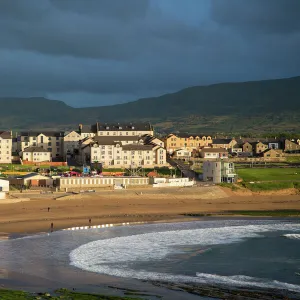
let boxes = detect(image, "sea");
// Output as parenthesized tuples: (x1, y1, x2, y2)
(1, 218, 300, 299)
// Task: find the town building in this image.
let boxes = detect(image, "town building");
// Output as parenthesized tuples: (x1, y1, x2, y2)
(212, 138, 236, 149)
(22, 146, 51, 162)
(200, 148, 228, 159)
(0, 131, 12, 163)
(164, 133, 212, 153)
(9, 173, 53, 188)
(260, 148, 283, 158)
(63, 130, 81, 158)
(203, 160, 237, 183)
(18, 131, 64, 159)
(0, 179, 9, 192)
(79, 135, 167, 168)
(172, 149, 191, 159)
(251, 141, 268, 155)
(78, 124, 96, 139)
(284, 139, 300, 152)
(95, 122, 154, 137)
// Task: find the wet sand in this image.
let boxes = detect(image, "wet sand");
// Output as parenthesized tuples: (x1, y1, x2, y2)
(1, 186, 300, 235)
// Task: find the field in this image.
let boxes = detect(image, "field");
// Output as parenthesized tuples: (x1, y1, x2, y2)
(0, 288, 142, 300)
(237, 167, 300, 182)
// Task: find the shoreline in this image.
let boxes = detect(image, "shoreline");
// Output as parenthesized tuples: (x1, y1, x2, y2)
(0, 186, 300, 236)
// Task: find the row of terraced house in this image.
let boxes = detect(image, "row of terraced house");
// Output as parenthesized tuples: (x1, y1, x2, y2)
(163, 133, 300, 159)
(1, 126, 300, 166)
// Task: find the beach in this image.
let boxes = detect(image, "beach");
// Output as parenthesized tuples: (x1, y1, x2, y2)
(1, 185, 300, 235)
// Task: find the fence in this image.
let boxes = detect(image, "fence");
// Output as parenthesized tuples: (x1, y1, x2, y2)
(22, 161, 67, 166)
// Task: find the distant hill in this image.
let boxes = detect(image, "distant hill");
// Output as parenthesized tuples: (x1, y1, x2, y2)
(0, 76, 300, 134)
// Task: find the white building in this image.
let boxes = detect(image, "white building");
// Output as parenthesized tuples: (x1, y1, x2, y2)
(95, 122, 154, 137)
(78, 124, 96, 139)
(172, 149, 191, 159)
(18, 131, 64, 159)
(0, 131, 12, 163)
(203, 160, 237, 183)
(200, 148, 228, 159)
(22, 146, 51, 162)
(63, 130, 81, 158)
(0, 179, 9, 192)
(80, 136, 167, 168)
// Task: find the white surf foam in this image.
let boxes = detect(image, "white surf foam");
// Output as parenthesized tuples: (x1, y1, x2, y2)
(283, 233, 300, 240)
(70, 222, 300, 292)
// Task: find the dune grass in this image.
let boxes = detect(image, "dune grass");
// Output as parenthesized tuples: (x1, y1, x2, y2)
(227, 210, 300, 217)
(240, 181, 298, 191)
(0, 288, 143, 300)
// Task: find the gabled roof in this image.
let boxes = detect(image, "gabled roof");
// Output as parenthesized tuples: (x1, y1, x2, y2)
(80, 124, 95, 133)
(201, 148, 228, 153)
(212, 139, 233, 144)
(23, 146, 50, 153)
(19, 173, 49, 179)
(20, 131, 64, 137)
(0, 131, 11, 139)
(64, 130, 80, 137)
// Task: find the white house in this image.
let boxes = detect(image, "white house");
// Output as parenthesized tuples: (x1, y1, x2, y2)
(0, 179, 9, 192)
(200, 148, 228, 159)
(0, 131, 12, 164)
(203, 161, 237, 183)
(22, 146, 51, 162)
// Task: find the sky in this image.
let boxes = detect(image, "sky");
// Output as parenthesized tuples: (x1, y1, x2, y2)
(0, 0, 300, 107)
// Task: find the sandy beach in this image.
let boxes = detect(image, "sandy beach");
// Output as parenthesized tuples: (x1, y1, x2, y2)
(0, 185, 300, 235)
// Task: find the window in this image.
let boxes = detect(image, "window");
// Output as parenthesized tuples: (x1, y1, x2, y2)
(48, 148, 52, 151)
(48, 142, 51, 146)
(56, 137, 59, 140)
(56, 142, 59, 146)
(107, 132, 110, 135)
(57, 148, 60, 152)
(126, 132, 128, 135)
(100, 132, 103, 135)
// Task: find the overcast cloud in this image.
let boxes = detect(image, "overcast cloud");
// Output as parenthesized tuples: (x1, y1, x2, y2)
(0, 0, 299, 107)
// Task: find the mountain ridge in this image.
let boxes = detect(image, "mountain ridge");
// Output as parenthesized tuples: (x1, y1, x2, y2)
(0, 75, 300, 134)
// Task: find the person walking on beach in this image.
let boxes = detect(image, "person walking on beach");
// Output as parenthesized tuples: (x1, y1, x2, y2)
(89, 218, 92, 228)
(48, 207, 50, 212)
(50, 222, 54, 233)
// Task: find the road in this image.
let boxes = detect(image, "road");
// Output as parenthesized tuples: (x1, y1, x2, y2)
(167, 157, 200, 181)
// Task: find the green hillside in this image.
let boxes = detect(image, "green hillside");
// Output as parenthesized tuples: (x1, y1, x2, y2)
(0, 76, 300, 134)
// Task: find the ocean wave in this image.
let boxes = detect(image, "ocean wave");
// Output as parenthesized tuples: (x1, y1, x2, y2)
(70, 222, 300, 292)
(195, 273, 300, 292)
(283, 234, 300, 240)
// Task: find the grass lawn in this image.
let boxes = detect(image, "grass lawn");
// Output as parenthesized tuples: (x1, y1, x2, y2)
(241, 181, 298, 191)
(237, 167, 300, 182)
(0, 288, 143, 300)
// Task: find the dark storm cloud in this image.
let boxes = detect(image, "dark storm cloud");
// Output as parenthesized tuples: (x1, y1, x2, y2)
(0, 0, 299, 106)
(211, 0, 300, 34)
